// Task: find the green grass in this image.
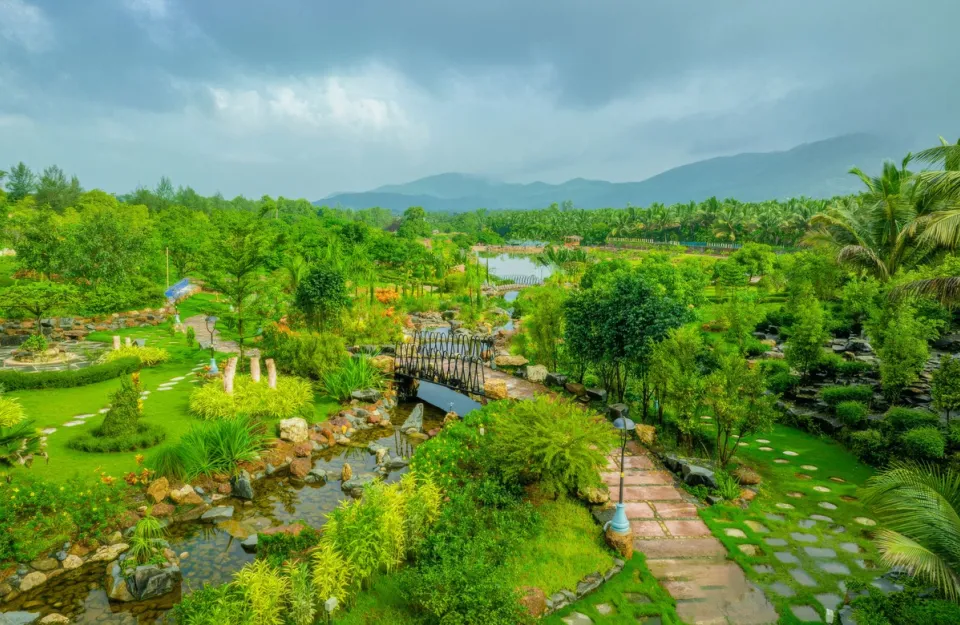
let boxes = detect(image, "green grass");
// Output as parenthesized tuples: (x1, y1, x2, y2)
(699, 424, 883, 624)
(545, 554, 683, 624)
(504, 495, 615, 595)
(0, 256, 15, 287)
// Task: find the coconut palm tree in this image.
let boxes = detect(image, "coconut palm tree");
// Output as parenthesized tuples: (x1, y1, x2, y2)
(860, 462, 960, 601)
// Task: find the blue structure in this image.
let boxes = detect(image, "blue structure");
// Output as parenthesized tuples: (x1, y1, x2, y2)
(164, 278, 192, 303)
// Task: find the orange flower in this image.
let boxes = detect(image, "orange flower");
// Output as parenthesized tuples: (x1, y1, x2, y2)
(135, 454, 145, 465)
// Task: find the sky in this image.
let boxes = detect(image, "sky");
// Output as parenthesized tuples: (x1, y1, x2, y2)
(1, 0, 958, 200)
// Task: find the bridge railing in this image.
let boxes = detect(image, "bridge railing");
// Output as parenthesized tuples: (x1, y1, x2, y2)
(394, 332, 492, 396)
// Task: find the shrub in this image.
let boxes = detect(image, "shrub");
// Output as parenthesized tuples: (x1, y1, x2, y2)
(186, 326, 196, 347)
(147, 445, 188, 482)
(101, 373, 144, 437)
(488, 396, 617, 498)
(127, 515, 167, 566)
(713, 471, 741, 500)
(838, 360, 875, 377)
(850, 429, 887, 465)
(189, 375, 314, 420)
(810, 352, 844, 376)
(821, 385, 874, 406)
(256, 525, 321, 569)
(0, 394, 26, 428)
(900, 427, 946, 460)
(67, 423, 166, 453)
(743, 337, 770, 357)
(233, 560, 289, 625)
(260, 325, 346, 380)
(173, 583, 252, 625)
(759, 360, 791, 376)
(103, 345, 170, 367)
(0, 356, 140, 390)
(20, 334, 47, 353)
(148, 416, 267, 480)
(836, 401, 869, 428)
(321, 355, 383, 403)
(767, 371, 801, 394)
(884, 407, 941, 434)
(851, 583, 960, 625)
(284, 560, 315, 625)
(311, 542, 350, 613)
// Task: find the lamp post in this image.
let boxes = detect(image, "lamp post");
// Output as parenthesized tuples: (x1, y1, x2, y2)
(609, 415, 636, 535)
(205, 316, 219, 374)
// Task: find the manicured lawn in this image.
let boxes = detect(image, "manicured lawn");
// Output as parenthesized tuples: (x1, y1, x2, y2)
(545, 554, 683, 624)
(700, 424, 883, 624)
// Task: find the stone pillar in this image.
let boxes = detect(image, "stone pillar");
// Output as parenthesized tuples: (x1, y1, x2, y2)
(113, 335, 121, 350)
(125, 337, 132, 347)
(250, 356, 261, 383)
(266, 358, 277, 389)
(224, 357, 238, 395)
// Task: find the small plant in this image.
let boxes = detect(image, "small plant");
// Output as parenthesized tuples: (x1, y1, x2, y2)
(284, 560, 315, 625)
(0, 391, 26, 428)
(20, 334, 48, 354)
(69, 373, 167, 453)
(127, 515, 167, 567)
(321, 355, 384, 403)
(820, 385, 874, 406)
(148, 416, 267, 480)
(173, 583, 252, 625)
(233, 560, 289, 625)
(713, 470, 742, 500)
(850, 429, 887, 465)
(899, 427, 946, 460)
(103, 346, 170, 367)
(189, 375, 313, 420)
(884, 407, 941, 434)
(311, 541, 350, 612)
(836, 401, 869, 427)
(186, 326, 196, 347)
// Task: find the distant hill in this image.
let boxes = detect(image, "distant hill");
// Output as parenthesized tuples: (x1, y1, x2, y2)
(316, 134, 907, 212)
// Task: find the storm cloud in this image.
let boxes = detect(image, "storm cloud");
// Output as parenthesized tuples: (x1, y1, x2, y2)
(1, 0, 957, 199)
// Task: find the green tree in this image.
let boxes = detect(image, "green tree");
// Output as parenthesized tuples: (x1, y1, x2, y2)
(8, 207, 65, 279)
(650, 326, 705, 442)
(722, 289, 762, 356)
(932, 355, 960, 423)
(518, 286, 565, 371)
(157, 206, 211, 279)
(729, 243, 775, 282)
(35, 165, 82, 212)
(1, 281, 76, 334)
(877, 302, 939, 403)
(706, 351, 777, 468)
(784, 291, 829, 378)
(5, 162, 36, 202)
(295, 266, 349, 332)
(397, 206, 431, 239)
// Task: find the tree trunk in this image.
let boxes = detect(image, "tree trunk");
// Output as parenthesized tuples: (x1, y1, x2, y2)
(250, 356, 261, 382)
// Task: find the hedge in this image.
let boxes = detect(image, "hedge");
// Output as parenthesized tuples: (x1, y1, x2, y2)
(67, 423, 167, 453)
(0, 356, 141, 391)
(820, 385, 874, 406)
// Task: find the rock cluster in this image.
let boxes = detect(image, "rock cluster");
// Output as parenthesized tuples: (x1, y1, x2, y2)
(0, 308, 171, 347)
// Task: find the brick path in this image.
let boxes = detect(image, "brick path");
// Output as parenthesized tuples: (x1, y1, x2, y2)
(602, 444, 778, 625)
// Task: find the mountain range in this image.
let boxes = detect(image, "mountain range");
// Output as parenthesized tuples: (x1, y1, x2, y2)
(316, 134, 908, 212)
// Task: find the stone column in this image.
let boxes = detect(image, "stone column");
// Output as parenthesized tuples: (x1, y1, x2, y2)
(113, 336, 121, 350)
(224, 357, 238, 395)
(266, 358, 277, 389)
(250, 356, 261, 383)
(125, 337, 132, 347)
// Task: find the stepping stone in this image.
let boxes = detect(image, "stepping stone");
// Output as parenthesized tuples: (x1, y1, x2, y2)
(738, 442, 749, 446)
(744, 520, 769, 533)
(854, 517, 876, 526)
(764, 538, 788, 547)
(840, 495, 858, 502)
(99, 408, 110, 414)
(739, 544, 761, 556)
(759, 447, 773, 451)
(774, 459, 789, 464)
(798, 519, 816, 529)
(753, 565, 774, 574)
(801, 465, 818, 471)
(769, 582, 795, 597)
(157, 387, 174, 391)
(804, 547, 837, 558)
(790, 605, 821, 622)
(775, 552, 800, 564)
(829, 477, 846, 483)
(724, 528, 747, 538)
(562, 612, 593, 625)
(700, 415, 712, 420)
(790, 568, 817, 587)
(816, 593, 842, 612)
(839, 543, 862, 554)
(787, 492, 804, 498)
(775, 503, 794, 510)
(74, 413, 95, 419)
(790, 532, 818, 543)
(818, 502, 838, 510)
(810, 515, 833, 522)
(623, 593, 652, 604)
(818, 561, 851, 575)
(41, 428, 56, 435)
(783, 451, 798, 456)
(756, 439, 770, 444)
(830, 525, 846, 534)
(764, 513, 785, 522)
(140, 391, 151, 396)
(170, 376, 186, 381)
(813, 486, 831, 493)
(63, 420, 84, 427)
(595, 604, 614, 616)
(796, 473, 813, 480)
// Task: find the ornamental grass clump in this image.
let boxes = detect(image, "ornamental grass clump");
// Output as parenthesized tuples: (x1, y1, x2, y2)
(233, 559, 289, 625)
(147, 416, 266, 480)
(189, 375, 313, 420)
(321, 355, 383, 403)
(102, 345, 170, 367)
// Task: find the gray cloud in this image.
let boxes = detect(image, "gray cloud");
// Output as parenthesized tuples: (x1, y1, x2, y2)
(1, 0, 958, 199)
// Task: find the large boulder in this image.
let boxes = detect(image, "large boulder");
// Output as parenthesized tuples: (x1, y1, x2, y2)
(0, 613, 40, 625)
(230, 471, 255, 501)
(289, 458, 311, 479)
(733, 466, 762, 486)
(342, 473, 379, 494)
(278, 418, 309, 443)
(483, 379, 509, 400)
(169, 484, 204, 506)
(400, 403, 424, 433)
(607, 403, 630, 420)
(586, 388, 607, 402)
(565, 382, 587, 397)
(370, 355, 395, 375)
(545, 372, 568, 387)
(88, 543, 129, 563)
(682, 463, 718, 489)
(18, 572, 46, 592)
(105, 564, 135, 602)
(146, 477, 170, 504)
(604, 528, 633, 559)
(494, 354, 528, 367)
(525, 365, 548, 383)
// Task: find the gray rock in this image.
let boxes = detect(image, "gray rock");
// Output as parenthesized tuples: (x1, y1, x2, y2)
(586, 388, 607, 402)
(194, 486, 206, 496)
(200, 506, 234, 522)
(705, 494, 723, 505)
(240, 535, 258, 553)
(545, 372, 568, 387)
(351, 388, 382, 403)
(607, 403, 629, 420)
(561, 612, 594, 625)
(575, 572, 603, 596)
(401, 403, 424, 433)
(129, 564, 181, 600)
(384, 457, 409, 471)
(265, 463, 278, 476)
(662, 454, 689, 474)
(681, 463, 717, 489)
(305, 468, 328, 484)
(342, 473, 379, 493)
(0, 613, 40, 625)
(230, 471, 255, 500)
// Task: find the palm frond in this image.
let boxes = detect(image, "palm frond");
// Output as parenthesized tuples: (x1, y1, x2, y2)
(890, 277, 960, 307)
(837, 245, 888, 280)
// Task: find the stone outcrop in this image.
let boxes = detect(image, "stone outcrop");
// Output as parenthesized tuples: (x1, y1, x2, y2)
(400, 403, 424, 433)
(483, 379, 509, 400)
(278, 418, 309, 443)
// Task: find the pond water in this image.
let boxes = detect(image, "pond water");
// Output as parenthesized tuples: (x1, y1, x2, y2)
(478, 253, 551, 281)
(2, 402, 456, 624)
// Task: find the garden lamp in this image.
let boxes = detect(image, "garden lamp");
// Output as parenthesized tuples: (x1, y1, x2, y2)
(609, 415, 636, 535)
(205, 316, 219, 374)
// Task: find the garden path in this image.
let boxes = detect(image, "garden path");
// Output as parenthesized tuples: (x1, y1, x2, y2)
(483, 366, 555, 400)
(182, 314, 258, 356)
(602, 444, 779, 625)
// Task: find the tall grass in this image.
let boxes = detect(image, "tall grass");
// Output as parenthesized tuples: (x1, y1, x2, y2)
(147, 416, 267, 480)
(322, 355, 383, 403)
(233, 559, 289, 625)
(189, 375, 314, 420)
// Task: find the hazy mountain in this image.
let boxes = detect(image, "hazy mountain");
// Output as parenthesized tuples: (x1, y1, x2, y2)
(317, 134, 906, 212)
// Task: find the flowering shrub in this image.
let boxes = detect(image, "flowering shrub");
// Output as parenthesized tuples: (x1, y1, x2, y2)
(374, 288, 400, 304)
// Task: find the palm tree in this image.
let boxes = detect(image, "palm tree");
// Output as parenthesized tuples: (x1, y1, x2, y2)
(860, 462, 960, 601)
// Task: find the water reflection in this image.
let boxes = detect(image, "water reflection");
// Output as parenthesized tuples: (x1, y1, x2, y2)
(479, 253, 552, 281)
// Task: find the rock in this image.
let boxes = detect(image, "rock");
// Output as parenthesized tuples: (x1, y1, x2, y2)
(351, 389, 382, 403)
(384, 457, 409, 471)
(682, 463, 718, 489)
(169, 484, 204, 506)
(0, 612, 40, 625)
(240, 534, 258, 553)
(604, 528, 633, 559)
(519, 586, 547, 617)
(200, 506, 234, 523)
(38, 615, 69, 625)
(290, 458, 311, 479)
(577, 486, 610, 504)
(525, 365, 548, 383)
(18, 572, 46, 592)
(733, 466, 762, 486)
(739, 488, 757, 502)
(586, 388, 607, 402)
(128, 564, 181, 600)
(217, 483, 232, 495)
(706, 495, 723, 505)
(324, 597, 339, 614)
(29, 557, 59, 572)
(88, 543, 129, 563)
(370, 355, 395, 375)
(107, 531, 124, 544)
(305, 468, 328, 484)
(105, 563, 136, 602)
(494, 354, 528, 367)
(565, 382, 587, 397)
(62, 555, 83, 570)
(292, 442, 312, 457)
(151, 503, 174, 517)
(341, 463, 353, 482)
(562, 611, 594, 624)
(662, 454, 689, 474)
(342, 473, 379, 493)
(576, 572, 603, 596)
(230, 471, 255, 501)
(279, 418, 309, 443)
(146, 477, 170, 504)
(608, 403, 629, 420)
(483, 379, 509, 400)
(401, 403, 424, 433)
(260, 523, 308, 538)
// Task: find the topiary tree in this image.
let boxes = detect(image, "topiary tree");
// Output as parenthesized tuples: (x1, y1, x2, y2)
(100, 373, 144, 438)
(932, 355, 960, 424)
(295, 266, 349, 332)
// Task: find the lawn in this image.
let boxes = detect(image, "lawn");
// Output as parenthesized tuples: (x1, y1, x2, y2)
(699, 424, 883, 624)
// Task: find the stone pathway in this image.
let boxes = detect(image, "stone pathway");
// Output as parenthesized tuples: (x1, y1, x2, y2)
(602, 445, 778, 625)
(482, 366, 555, 400)
(182, 314, 258, 356)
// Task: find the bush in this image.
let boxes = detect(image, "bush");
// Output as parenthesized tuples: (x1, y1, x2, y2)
(257, 525, 321, 568)
(189, 375, 314, 420)
(147, 416, 267, 480)
(67, 423, 166, 453)
(0, 394, 26, 428)
(713, 471, 741, 500)
(186, 326, 196, 347)
(102, 345, 169, 367)
(838, 360, 875, 377)
(259, 325, 346, 380)
(0, 356, 140, 391)
(850, 581, 960, 625)
(810, 352, 844, 376)
(743, 337, 770, 357)
(821, 385, 874, 406)
(836, 401, 868, 428)
(900, 427, 946, 460)
(884, 407, 941, 434)
(173, 583, 252, 625)
(20, 334, 47, 353)
(767, 371, 801, 394)
(759, 360, 791, 376)
(850, 429, 888, 465)
(321, 355, 383, 403)
(233, 560, 289, 625)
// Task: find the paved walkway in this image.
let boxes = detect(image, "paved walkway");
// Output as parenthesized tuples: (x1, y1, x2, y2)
(182, 314, 258, 356)
(602, 444, 778, 625)
(483, 366, 555, 400)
